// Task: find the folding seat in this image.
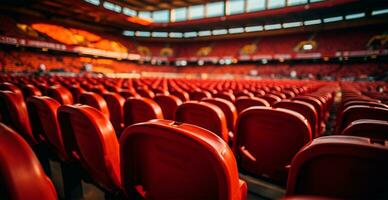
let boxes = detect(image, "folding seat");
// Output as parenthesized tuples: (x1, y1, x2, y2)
(214, 91, 236, 103)
(286, 136, 388, 199)
(269, 91, 287, 99)
(124, 97, 163, 126)
(175, 101, 229, 142)
(235, 96, 270, 113)
(68, 85, 85, 103)
(0, 82, 23, 98)
(190, 90, 212, 101)
(154, 94, 182, 120)
(0, 123, 57, 200)
(253, 89, 266, 97)
(79, 92, 110, 119)
(343, 100, 388, 110)
(336, 105, 388, 134)
(234, 90, 254, 98)
(273, 100, 318, 138)
(20, 84, 42, 99)
(57, 105, 121, 194)
(46, 85, 74, 105)
(136, 88, 155, 99)
(202, 98, 238, 138)
(170, 90, 190, 102)
(102, 92, 125, 134)
(91, 85, 108, 94)
(120, 119, 247, 200)
(119, 89, 138, 99)
(0, 91, 37, 145)
(259, 94, 282, 105)
(235, 107, 311, 182)
(27, 96, 68, 161)
(341, 119, 388, 141)
(294, 96, 324, 135)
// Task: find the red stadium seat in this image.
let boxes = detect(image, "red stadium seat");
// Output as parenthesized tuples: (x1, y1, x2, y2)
(119, 89, 138, 99)
(189, 90, 212, 101)
(273, 100, 319, 138)
(136, 88, 155, 99)
(57, 105, 121, 194)
(235, 107, 311, 182)
(0, 91, 36, 145)
(286, 136, 388, 199)
(102, 92, 125, 134)
(154, 94, 182, 120)
(120, 119, 247, 200)
(202, 98, 238, 137)
(79, 92, 110, 119)
(46, 85, 74, 105)
(341, 119, 388, 141)
(170, 90, 190, 102)
(294, 96, 325, 135)
(68, 85, 85, 103)
(336, 105, 388, 134)
(0, 82, 23, 98)
(20, 84, 42, 99)
(259, 94, 282, 105)
(176, 101, 229, 142)
(123, 97, 163, 126)
(235, 96, 270, 113)
(214, 91, 236, 103)
(27, 96, 68, 161)
(0, 123, 57, 200)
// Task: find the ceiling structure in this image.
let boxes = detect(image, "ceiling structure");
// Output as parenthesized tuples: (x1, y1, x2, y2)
(0, 0, 387, 40)
(119, 0, 221, 11)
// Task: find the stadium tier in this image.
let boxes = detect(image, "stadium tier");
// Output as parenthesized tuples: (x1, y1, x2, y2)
(1, 0, 388, 200)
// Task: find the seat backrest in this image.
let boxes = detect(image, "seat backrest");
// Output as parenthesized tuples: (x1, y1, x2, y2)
(136, 88, 155, 99)
(286, 136, 388, 199)
(154, 94, 182, 120)
(202, 98, 237, 133)
(0, 91, 36, 145)
(170, 90, 190, 102)
(259, 94, 282, 105)
(68, 85, 85, 103)
(342, 119, 388, 141)
(0, 123, 57, 200)
(273, 100, 318, 138)
(190, 90, 212, 101)
(0, 82, 23, 98)
(176, 101, 229, 142)
(46, 85, 74, 105)
(27, 96, 68, 161)
(57, 105, 121, 192)
(235, 107, 311, 181)
(336, 105, 388, 134)
(21, 84, 42, 99)
(235, 96, 270, 113)
(123, 97, 163, 126)
(102, 92, 125, 134)
(120, 119, 244, 200)
(79, 92, 110, 119)
(214, 92, 236, 103)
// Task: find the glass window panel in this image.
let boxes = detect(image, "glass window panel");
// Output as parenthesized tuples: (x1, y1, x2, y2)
(267, 0, 285, 9)
(138, 11, 152, 20)
(287, 0, 307, 6)
(123, 7, 136, 16)
(174, 7, 187, 21)
(153, 10, 169, 22)
(207, 2, 224, 17)
(247, 0, 265, 12)
(190, 5, 205, 19)
(229, 0, 245, 15)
